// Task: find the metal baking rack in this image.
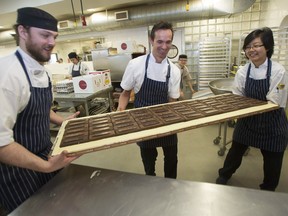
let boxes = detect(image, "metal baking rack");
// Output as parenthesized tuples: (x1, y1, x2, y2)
(197, 37, 232, 91)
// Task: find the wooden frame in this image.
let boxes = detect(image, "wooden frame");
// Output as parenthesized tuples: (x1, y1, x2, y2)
(50, 94, 279, 156)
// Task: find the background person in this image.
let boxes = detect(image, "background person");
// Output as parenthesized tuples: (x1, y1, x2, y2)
(117, 21, 181, 179)
(0, 7, 80, 213)
(216, 27, 288, 191)
(68, 52, 90, 77)
(175, 54, 196, 99)
(57, 57, 63, 63)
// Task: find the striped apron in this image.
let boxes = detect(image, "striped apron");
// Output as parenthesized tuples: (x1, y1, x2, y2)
(233, 59, 288, 152)
(0, 51, 58, 212)
(135, 54, 177, 148)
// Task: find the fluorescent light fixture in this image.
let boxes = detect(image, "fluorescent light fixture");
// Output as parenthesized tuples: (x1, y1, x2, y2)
(90, 12, 107, 24)
(87, 8, 97, 12)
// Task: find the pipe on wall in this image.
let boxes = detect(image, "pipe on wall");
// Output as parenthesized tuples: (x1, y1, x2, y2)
(0, 0, 256, 44)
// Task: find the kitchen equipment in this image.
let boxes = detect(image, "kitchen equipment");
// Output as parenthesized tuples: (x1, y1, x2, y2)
(208, 77, 234, 95)
(208, 78, 235, 156)
(91, 48, 132, 82)
(198, 37, 231, 90)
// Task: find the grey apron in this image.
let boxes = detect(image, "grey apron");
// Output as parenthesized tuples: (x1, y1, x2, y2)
(135, 54, 177, 148)
(72, 62, 81, 77)
(233, 59, 288, 152)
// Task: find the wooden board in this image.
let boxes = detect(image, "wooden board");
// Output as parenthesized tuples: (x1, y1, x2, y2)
(50, 94, 279, 156)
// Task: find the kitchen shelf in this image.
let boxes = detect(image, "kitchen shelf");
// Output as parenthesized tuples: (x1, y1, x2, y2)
(197, 37, 231, 90)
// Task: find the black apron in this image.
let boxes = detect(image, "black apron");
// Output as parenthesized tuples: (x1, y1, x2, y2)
(72, 62, 81, 77)
(233, 59, 288, 152)
(0, 51, 58, 212)
(135, 54, 177, 148)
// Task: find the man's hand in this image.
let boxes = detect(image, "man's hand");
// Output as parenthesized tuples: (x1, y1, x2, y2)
(45, 150, 80, 173)
(65, 111, 80, 120)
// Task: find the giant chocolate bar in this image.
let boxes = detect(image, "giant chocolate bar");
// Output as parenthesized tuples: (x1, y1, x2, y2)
(51, 94, 278, 156)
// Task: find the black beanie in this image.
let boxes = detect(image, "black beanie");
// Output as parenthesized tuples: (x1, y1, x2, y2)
(17, 7, 58, 32)
(68, 52, 78, 59)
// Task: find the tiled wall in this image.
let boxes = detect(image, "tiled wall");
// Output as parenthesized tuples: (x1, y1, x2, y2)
(177, 0, 288, 87)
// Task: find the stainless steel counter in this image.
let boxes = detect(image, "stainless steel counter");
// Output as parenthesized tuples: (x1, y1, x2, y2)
(9, 164, 288, 216)
(53, 86, 113, 116)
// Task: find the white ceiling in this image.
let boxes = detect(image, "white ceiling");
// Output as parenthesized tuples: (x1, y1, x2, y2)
(0, 0, 169, 31)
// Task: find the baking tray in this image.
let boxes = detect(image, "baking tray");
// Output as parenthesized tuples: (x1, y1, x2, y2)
(50, 94, 279, 156)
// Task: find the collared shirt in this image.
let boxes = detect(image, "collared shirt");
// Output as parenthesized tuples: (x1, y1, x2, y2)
(175, 62, 192, 82)
(120, 53, 181, 99)
(233, 58, 288, 108)
(0, 47, 50, 146)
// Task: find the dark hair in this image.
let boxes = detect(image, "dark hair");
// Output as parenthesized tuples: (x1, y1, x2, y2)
(150, 21, 174, 41)
(243, 27, 274, 58)
(178, 54, 187, 59)
(13, 24, 30, 46)
(68, 52, 78, 59)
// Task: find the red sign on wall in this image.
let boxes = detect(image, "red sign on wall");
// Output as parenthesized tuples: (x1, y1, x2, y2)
(121, 43, 127, 50)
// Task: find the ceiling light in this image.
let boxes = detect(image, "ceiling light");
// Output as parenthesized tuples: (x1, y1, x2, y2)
(90, 12, 107, 24)
(87, 8, 97, 12)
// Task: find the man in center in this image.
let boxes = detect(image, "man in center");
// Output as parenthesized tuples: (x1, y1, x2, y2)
(117, 21, 181, 178)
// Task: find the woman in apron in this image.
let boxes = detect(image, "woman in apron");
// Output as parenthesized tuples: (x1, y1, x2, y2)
(68, 52, 90, 77)
(216, 27, 288, 191)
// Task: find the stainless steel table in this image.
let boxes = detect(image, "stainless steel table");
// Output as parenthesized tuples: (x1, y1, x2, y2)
(53, 86, 113, 116)
(9, 164, 288, 216)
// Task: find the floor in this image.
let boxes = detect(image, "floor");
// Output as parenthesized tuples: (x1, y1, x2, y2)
(70, 123, 288, 194)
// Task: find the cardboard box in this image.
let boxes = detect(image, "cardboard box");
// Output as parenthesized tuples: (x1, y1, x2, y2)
(89, 69, 111, 87)
(72, 74, 104, 94)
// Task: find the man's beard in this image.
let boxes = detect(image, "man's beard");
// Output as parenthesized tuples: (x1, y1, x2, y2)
(26, 36, 53, 62)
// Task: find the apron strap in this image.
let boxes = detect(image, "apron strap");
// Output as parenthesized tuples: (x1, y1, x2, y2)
(15, 51, 32, 87)
(245, 58, 272, 88)
(145, 54, 171, 84)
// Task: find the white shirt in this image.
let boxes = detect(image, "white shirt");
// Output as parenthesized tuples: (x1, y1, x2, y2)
(233, 58, 288, 108)
(0, 47, 50, 146)
(120, 54, 181, 99)
(175, 62, 192, 82)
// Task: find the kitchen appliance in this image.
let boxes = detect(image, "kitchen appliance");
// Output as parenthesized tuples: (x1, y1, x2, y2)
(208, 77, 234, 95)
(91, 48, 132, 82)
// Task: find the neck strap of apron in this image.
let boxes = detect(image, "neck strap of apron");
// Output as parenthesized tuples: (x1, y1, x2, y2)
(246, 58, 272, 86)
(15, 51, 32, 87)
(145, 54, 171, 84)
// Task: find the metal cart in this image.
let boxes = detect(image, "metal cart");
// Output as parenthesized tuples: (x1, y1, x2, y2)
(213, 121, 233, 156)
(208, 78, 251, 156)
(208, 78, 234, 156)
